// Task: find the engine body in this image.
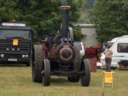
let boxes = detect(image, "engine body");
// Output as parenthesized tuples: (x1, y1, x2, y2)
(42, 39, 79, 72)
(32, 0, 91, 86)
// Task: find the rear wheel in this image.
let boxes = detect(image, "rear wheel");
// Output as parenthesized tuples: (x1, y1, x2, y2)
(32, 44, 43, 83)
(42, 59, 50, 86)
(80, 59, 91, 86)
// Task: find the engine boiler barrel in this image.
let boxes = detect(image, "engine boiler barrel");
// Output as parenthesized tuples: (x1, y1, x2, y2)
(59, 45, 74, 63)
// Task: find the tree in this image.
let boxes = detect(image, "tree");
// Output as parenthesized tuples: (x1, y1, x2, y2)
(17, 0, 61, 39)
(0, 0, 81, 40)
(92, 0, 128, 42)
(0, 0, 18, 22)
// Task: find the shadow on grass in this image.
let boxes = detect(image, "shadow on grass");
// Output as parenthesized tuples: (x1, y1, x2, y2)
(50, 77, 81, 87)
(33, 75, 102, 87)
(0, 63, 28, 67)
(34, 77, 81, 87)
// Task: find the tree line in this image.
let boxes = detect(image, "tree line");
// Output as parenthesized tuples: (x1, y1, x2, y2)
(92, 0, 128, 42)
(0, 0, 81, 40)
(1, 0, 126, 43)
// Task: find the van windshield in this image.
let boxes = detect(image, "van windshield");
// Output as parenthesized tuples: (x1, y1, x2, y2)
(117, 43, 128, 53)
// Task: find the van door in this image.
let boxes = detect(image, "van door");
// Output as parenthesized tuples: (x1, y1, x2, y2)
(112, 43, 128, 67)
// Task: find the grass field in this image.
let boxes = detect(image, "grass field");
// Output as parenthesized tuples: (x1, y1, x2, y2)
(0, 65, 127, 96)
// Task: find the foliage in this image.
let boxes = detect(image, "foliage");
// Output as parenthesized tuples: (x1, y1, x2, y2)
(0, 0, 81, 40)
(73, 26, 84, 41)
(78, 0, 96, 23)
(92, 0, 128, 42)
(85, 0, 96, 9)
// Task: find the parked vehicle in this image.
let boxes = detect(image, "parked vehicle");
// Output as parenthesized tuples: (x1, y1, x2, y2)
(100, 36, 128, 68)
(32, 2, 91, 86)
(0, 22, 33, 66)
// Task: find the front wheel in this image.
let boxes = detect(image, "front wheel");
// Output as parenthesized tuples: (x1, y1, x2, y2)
(32, 45, 43, 83)
(80, 59, 91, 86)
(42, 59, 51, 86)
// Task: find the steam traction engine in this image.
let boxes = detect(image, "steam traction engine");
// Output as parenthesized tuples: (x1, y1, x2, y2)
(32, 1, 91, 86)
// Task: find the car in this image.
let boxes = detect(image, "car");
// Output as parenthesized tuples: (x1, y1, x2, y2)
(0, 22, 33, 66)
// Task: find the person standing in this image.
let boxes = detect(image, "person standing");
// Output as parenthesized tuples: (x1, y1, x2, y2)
(104, 49, 113, 71)
(85, 46, 97, 72)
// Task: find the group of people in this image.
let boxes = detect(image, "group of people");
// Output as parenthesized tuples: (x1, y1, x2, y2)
(85, 44, 113, 72)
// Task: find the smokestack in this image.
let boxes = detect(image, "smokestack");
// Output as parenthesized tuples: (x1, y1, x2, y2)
(60, 0, 71, 38)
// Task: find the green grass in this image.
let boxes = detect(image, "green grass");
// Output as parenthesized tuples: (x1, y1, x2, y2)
(0, 65, 127, 96)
